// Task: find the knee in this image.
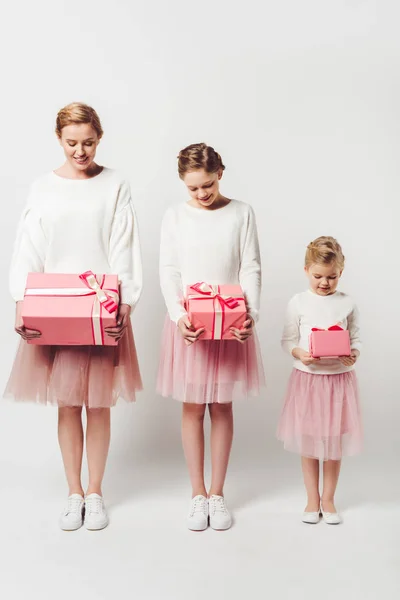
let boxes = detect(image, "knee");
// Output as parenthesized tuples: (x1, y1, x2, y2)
(209, 402, 233, 419)
(58, 406, 82, 421)
(183, 403, 206, 421)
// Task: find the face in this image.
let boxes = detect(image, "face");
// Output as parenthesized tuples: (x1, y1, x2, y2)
(58, 123, 100, 172)
(305, 262, 342, 296)
(183, 169, 222, 208)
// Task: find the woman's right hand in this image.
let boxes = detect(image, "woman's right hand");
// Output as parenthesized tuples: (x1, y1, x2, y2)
(14, 301, 41, 341)
(178, 315, 205, 346)
(292, 347, 320, 366)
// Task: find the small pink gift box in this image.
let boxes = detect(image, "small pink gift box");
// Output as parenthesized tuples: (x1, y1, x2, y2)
(186, 282, 246, 340)
(309, 325, 351, 358)
(22, 271, 119, 346)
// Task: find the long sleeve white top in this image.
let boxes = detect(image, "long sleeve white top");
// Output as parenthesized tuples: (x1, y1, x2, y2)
(9, 168, 142, 307)
(159, 200, 261, 324)
(281, 290, 362, 374)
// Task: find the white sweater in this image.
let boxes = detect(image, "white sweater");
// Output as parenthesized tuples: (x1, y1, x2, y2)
(281, 290, 362, 375)
(159, 200, 261, 324)
(9, 168, 142, 307)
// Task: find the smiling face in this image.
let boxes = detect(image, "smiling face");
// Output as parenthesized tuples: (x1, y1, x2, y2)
(58, 123, 100, 174)
(305, 262, 342, 296)
(183, 168, 223, 209)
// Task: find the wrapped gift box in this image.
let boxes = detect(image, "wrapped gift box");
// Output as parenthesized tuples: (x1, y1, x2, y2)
(186, 282, 246, 340)
(22, 271, 119, 346)
(309, 325, 351, 358)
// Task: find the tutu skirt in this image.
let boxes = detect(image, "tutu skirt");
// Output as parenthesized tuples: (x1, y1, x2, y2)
(277, 369, 362, 461)
(157, 316, 265, 404)
(3, 322, 142, 408)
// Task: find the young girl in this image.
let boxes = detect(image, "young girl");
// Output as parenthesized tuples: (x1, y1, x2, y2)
(277, 236, 362, 524)
(4, 102, 142, 531)
(157, 143, 264, 531)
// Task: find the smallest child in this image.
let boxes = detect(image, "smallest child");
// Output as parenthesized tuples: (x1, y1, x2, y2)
(277, 236, 362, 525)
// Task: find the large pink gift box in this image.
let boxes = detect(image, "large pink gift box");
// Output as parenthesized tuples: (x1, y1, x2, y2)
(22, 271, 119, 346)
(186, 282, 246, 340)
(309, 325, 351, 358)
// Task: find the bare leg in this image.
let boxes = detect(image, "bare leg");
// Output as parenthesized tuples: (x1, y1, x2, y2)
(301, 457, 320, 512)
(182, 404, 207, 497)
(321, 460, 341, 513)
(86, 408, 111, 496)
(208, 403, 233, 497)
(58, 407, 84, 496)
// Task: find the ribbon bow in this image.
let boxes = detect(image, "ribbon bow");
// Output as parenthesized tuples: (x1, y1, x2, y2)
(79, 271, 118, 314)
(189, 282, 239, 310)
(311, 325, 343, 332)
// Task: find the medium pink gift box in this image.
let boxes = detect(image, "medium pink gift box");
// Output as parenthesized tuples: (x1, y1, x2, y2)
(309, 325, 351, 358)
(22, 271, 119, 346)
(186, 282, 246, 340)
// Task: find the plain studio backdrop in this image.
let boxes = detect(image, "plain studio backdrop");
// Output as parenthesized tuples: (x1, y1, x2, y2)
(0, 1, 399, 599)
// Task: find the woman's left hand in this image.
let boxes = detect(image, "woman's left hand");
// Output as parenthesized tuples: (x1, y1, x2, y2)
(104, 303, 131, 342)
(230, 316, 254, 344)
(338, 349, 359, 366)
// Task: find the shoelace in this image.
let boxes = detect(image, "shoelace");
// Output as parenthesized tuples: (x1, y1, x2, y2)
(210, 496, 228, 516)
(65, 497, 83, 516)
(190, 497, 207, 517)
(86, 497, 103, 516)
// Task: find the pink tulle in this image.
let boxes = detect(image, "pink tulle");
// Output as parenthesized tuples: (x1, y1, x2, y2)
(277, 369, 363, 461)
(3, 323, 142, 408)
(157, 316, 265, 404)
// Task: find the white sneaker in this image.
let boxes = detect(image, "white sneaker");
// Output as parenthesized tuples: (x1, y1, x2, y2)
(84, 494, 109, 530)
(187, 495, 209, 531)
(209, 495, 232, 530)
(302, 511, 320, 524)
(59, 494, 85, 531)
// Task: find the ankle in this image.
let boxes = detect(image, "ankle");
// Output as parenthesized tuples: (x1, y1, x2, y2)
(307, 493, 320, 505)
(69, 487, 84, 497)
(86, 486, 103, 497)
(192, 489, 207, 498)
(321, 495, 335, 504)
(208, 489, 224, 498)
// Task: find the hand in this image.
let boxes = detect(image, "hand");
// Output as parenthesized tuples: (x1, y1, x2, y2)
(14, 301, 41, 341)
(178, 315, 205, 346)
(338, 349, 359, 367)
(230, 316, 254, 344)
(293, 348, 320, 366)
(104, 303, 131, 342)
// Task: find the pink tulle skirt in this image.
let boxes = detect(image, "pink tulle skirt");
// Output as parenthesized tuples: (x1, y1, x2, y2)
(157, 316, 265, 404)
(3, 323, 142, 408)
(277, 369, 362, 461)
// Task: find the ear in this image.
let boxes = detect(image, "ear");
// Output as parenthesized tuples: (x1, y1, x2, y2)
(218, 169, 223, 180)
(56, 134, 62, 146)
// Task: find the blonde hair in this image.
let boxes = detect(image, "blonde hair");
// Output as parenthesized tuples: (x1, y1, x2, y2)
(55, 102, 103, 139)
(305, 236, 345, 269)
(178, 143, 225, 179)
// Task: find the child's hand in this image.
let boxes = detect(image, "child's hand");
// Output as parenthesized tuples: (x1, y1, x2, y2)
(338, 349, 359, 367)
(105, 303, 131, 342)
(178, 315, 205, 346)
(230, 316, 254, 344)
(293, 348, 320, 366)
(14, 301, 41, 341)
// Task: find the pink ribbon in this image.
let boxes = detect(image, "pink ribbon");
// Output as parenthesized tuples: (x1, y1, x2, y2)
(311, 325, 343, 332)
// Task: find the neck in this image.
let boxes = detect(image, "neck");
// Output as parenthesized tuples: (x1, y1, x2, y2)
(190, 194, 230, 211)
(56, 162, 102, 180)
